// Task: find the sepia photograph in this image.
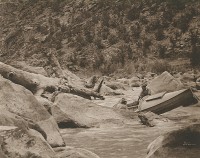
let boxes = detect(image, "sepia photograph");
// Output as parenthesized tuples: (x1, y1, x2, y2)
(0, 0, 200, 157)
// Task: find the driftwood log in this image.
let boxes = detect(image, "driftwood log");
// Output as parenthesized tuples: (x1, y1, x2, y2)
(0, 62, 104, 100)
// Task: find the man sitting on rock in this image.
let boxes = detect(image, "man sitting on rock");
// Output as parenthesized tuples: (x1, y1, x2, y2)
(138, 83, 151, 101)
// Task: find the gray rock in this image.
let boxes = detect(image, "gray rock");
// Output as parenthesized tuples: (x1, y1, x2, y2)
(0, 76, 65, 147)
(54, 146, 100, 158)
(0, 126, 56, 158)
(52, 93, 126, 128)
(138, 112, 169, 127)
(148, 71, 183, 95)
(147, 124, 200, 158)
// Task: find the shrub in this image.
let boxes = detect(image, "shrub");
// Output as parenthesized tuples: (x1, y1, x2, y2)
(155, 29, 165, 41)
(94, 37, 104, 49)
(190, 31, 200, 66)
(108, 34, 118, 45)
(150, 60, 172, 74)
(157, 44, 167, 58)
(126, 7, 140, 21)
(130, 23, 141, 38)
(101, 27, 109, 40)
(168, 0, 189, 10)
(102, 12, 110, 27)
(191, 45, 200, 67)
(173, 8, 196, 32)
(84, 30, 93, 43)
(146, 19, 161, 32)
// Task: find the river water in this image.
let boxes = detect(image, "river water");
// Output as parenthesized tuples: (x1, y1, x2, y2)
(60, 87, 199, 158)
(61, 123, 178, 158)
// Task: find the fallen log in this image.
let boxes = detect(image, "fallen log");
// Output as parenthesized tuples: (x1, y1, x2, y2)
(0, 61, 60, 95)
(69, 85, 105, 100)
(55, 85, 105, 100)
(0, 62, 104, 100)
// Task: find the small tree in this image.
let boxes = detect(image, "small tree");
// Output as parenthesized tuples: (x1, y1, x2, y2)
(190, 31, 200, 66)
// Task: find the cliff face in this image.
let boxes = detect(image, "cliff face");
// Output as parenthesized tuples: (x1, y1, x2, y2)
(0, 0, 200, 75)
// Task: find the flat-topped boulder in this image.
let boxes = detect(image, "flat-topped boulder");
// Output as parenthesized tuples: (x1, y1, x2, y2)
(0, 76, 65, 147)
(52, 93, 127, 128)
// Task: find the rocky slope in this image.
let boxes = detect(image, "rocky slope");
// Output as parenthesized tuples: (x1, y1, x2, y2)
(0, 0, 200, 76)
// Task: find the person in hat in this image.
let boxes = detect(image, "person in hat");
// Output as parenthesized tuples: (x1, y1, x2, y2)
(138, 83, 151, 101)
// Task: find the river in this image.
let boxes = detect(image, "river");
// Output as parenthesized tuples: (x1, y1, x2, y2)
(60, 87, 199, 158)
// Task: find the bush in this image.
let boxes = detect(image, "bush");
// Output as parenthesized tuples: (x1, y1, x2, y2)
(173, 8, 196, 32)
(130, 23, 141, 38)
(101, 27, 109, 40)
(168, 0, 189, 10)
(150, 60, 172, 74)
(126, 7, 140, 21)
(94, 37, 104, 49)
(155, 29, 165, 41)
(108, 34, 118, 45)
(191, 45, 200, 67)
(190, 31, 200, 66)
(157, 44, 167, 58)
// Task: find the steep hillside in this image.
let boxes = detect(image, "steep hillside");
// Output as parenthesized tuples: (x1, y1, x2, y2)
(0, 0, 200, 76)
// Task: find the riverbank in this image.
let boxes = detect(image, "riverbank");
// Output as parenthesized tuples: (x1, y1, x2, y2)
(0, 61, 199, 158)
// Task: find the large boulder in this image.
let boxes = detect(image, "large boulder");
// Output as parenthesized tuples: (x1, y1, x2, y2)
(113, 98, 128, 109)
(129, 76, 140, 85)
(148, 71, 183, 95)
(85, 75, 98, 88)
(0, 111, 29, 129)
(35, 96, 53, 115)
(105, 81, 126, 90)
(0, 110, 48, 140)
(99, 84, 124, 96)
(147, 124, 200, 158)
(196, 77, 200, 90)
(63, 70, 84, 87)
(51, 105, 80, 128)
(0, 76, 65, 147)
(52, 93, 126, 128)
(54, 147, 100, 158)
(116, 78, 130, 85)
(0, 126, 56, 158)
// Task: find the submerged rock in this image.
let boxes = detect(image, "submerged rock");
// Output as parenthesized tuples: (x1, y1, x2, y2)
(54, 146, 100, 158)
(113, 98, 128, 109)
(147, 123, 200, 158)
(138, 112, 170, 127)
